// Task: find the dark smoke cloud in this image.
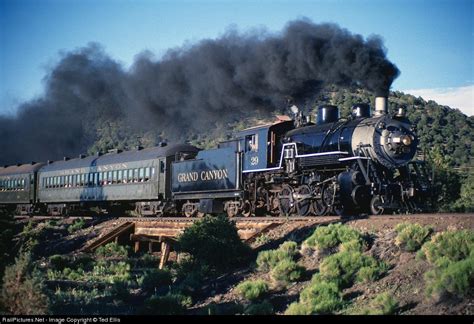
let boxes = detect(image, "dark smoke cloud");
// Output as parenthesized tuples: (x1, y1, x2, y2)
(0, 19, 399, 165)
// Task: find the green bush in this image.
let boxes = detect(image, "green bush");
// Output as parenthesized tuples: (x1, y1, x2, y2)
(67, 218, 86, 234)
(425, 256, 474, 299)
(95, 242, 129, 259)
(419, 230, 474, 264)
(236, 279, 269, 301)
(285, 274, 343, 315)
(284, 302, 313, 315)
(299, 279, 343, 314)
(49, 254, 70, 271)
(395, 222, 432, 252)
(63, 267, 86, 281)
(270, 259, 305, 284)
(339, 239, 365, 253)
(304, 223, 364, 253)
(137, 269, 172, 293)
(256, 241, 299, 272)
(139, 293, 191, 315)
(244, 300, 274, 315)
(0, 252, 49, 315)
(359, 292, 398, 315)
(177, 215, 251, 272)
(319, 250, 387, 288)
(92, 260, 131, 283)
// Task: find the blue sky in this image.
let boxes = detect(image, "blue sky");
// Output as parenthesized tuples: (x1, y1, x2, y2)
(1, 0, 473, 115)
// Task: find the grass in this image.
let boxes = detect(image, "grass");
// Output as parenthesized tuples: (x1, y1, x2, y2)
(303, 223, 365, 253)
(235, 279, 269, 301)
(395, 222, 432, 252)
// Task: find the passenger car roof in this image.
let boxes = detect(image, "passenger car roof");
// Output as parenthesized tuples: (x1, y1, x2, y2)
(0, 163, 45, 176)
(39, 144, 199, 172)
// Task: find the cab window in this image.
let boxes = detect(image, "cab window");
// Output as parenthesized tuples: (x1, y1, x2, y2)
(246, 134, 258, 152)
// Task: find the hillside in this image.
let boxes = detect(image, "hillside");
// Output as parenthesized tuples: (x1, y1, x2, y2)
(0, 214, 472, 315)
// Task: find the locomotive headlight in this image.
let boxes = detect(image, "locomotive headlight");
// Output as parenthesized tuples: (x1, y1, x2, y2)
(401, 135, 412, 146)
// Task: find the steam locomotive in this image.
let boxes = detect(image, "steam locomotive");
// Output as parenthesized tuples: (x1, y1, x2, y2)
(0, 95, 431, 217)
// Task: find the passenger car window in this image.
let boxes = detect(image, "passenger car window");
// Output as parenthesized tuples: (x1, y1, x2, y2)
(144, 168, 150, 181)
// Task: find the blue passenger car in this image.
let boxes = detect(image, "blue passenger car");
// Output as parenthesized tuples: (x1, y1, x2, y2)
(37, 144, 198, 215)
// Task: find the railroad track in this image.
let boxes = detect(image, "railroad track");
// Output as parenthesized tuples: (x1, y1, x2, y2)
(13, 212, 472, 223)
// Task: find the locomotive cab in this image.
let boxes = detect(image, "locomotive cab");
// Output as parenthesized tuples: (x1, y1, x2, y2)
(237, 120, 294, 173)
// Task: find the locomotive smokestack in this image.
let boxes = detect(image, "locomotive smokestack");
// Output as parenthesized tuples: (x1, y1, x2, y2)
(374, 91, 389, 116)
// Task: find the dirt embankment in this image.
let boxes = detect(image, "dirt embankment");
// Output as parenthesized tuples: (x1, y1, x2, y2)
(191, 213, 474, 315)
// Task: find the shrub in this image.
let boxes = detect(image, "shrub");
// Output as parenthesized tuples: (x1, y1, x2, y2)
(256, 241, 299, 272)
(236, 279, 269, 301)
(177, 215, 251, 272)
(95, 242, 129, 259)
(359, 292, 398, 315)
(319, 250, 387, 288)
(67, 218, 86, 234)
(49, 254, 70, 271)
(244, 300, 274, 315)
(419, 230, 474, 264)
(108, 280, 131, 302)
(92, 260, 131, 283)
(0, 252, 49, 315)
(139, 293, 191, 315)
(63, 267, 86, 281)
(137, 269, 172, 293)
(395, 222, 432, 252)
(298, 279, 343, 314)
(304, 223, 364, 253)
(339, 239, 365, 253)
(278, 241, 298, 256)
(284, 302, 313, 315)
(270, 259, 305, 284)
(425, 256, 474, 299)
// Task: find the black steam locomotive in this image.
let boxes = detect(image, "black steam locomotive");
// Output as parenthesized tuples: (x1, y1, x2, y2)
(0, 95, 431, 217)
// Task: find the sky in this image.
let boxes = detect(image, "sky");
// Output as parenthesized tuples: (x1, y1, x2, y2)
(1, 0, 473, 116)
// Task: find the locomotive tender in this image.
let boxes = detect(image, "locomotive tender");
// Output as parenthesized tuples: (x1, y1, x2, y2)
(0, 94, 430, 217)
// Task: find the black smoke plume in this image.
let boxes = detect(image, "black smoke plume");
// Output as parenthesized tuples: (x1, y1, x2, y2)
(0, 19, 399, 165)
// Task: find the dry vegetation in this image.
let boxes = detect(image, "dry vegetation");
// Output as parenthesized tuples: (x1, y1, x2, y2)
(0, 213, 472, 315)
